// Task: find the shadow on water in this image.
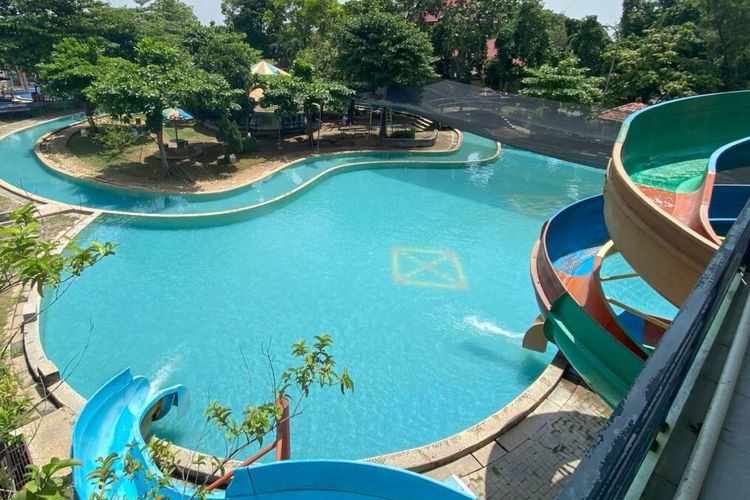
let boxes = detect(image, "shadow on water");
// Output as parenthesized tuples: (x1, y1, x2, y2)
(369, 152, 601, 219)
(457, 337, 553, 385)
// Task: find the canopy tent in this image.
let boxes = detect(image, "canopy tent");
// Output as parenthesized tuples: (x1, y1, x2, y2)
(359, 80, 621, 168)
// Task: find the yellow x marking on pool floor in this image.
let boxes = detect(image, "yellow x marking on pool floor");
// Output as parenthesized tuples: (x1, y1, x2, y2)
(391, 247, 468, 290)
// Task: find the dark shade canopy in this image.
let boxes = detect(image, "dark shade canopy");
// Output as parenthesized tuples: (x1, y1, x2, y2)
(359, 80, 621, 168)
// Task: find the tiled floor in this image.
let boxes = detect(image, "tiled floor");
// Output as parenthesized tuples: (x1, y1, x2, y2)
(426, 369, 612, 499)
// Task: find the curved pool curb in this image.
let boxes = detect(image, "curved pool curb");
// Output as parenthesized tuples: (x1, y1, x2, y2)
(3, 118, 502, 220)
(36, 121, 464, 197)
(25, 124, 503, 220)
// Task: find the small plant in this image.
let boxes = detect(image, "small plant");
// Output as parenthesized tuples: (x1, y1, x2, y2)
(87, 453, 119, 500)
(389, 128, 416, 139)
(91, 124, 139, 152)
(77, 335, 353, 499)
(0, 363, 29, 446)
(11, 457, 80, 500)
(241, 137, 258, 154)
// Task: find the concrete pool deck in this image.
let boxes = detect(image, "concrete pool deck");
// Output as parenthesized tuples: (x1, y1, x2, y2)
(426, 366, 612, 499)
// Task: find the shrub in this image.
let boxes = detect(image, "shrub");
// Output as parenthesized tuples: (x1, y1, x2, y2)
(0, 363, 29, 446)
(216, 115, 244, 155)
(389, 128, 416, 139)
(242, 137, 258, 154)
(91, 124, 139, 152)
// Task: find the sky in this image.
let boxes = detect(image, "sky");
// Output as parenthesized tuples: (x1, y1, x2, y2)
(109, 1, 623, 27)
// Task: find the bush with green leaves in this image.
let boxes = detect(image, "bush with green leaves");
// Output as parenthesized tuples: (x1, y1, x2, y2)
(0, 362, 29, 447)
(11, 457, 80, 500)
(215, 115, 244, 155)
(0, 203, 115, 498)
(390, 128, 416, 139)
(241, 137, 258, 154)
(0, 204, 116, 298)
(91, 124, 140, 152)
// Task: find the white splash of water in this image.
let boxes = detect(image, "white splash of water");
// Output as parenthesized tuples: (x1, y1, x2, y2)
(149, 351, 183, 395)
(464, 315, 524, 341)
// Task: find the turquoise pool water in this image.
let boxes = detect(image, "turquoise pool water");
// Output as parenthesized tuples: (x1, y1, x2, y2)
(5, 118, 607, 459)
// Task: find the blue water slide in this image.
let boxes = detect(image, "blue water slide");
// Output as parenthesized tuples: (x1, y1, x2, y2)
(71, 370, 475, 499)
(71, 369, 193, 498)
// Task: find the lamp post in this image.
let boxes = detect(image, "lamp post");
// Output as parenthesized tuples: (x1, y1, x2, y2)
(600, 25, 620, 109)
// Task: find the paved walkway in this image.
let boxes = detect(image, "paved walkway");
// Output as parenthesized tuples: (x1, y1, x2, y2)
(426, 368, 612, 499)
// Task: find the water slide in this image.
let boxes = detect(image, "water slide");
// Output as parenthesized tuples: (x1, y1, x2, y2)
(604, 91, 750, 306)
(71, 370, 474, 499)
(524, 92, 750, 407)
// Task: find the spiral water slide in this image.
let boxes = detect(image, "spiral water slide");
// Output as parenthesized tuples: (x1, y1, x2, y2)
(523, 91, 750, 407)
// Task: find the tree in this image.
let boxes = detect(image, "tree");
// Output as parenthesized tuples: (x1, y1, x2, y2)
(490, 0, 553, 91)
(183, 27, 262, 91)
(0, 0, 93, 73)
(606, 22, 721, 103)
(222, 0, 273, 55)
(38, 38, 105, 130)
(261, 60, 353, 147)
(335, 10, 436, 136)
(135, 0, 201, 45)
(699, 0, 750, 89)
(335, 10, 436, 90)
(568, 16, 611, 75)
(520, 57, 604, 104)
(87, 39, 239, 176)
(263, 0, 344, 65)
(430, 1, 516, 82)
(84, 4, 144, 60)
(620, 0, 656, 38)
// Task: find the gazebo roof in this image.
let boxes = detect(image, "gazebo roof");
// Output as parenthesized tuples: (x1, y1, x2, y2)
(597, 102, 649, 122)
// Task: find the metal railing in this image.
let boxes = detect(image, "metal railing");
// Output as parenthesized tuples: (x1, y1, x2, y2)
(558, 199, 750, 499)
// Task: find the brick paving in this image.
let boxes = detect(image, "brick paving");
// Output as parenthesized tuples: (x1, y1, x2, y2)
(426, 369, 612, 499)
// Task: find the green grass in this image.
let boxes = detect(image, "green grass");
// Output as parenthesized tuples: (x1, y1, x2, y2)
(67, 123, 217, 171)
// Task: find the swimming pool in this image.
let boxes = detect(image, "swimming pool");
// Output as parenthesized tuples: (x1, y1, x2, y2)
(4, 118, 606, 459)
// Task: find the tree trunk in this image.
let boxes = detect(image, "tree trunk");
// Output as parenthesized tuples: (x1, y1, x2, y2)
(305, 106, 314, 148)
(379, 106, 388, 139)
(156, 129, 170, 176)
(348, 99, 355, 126)
(83, 101, 97, 131)
(316, 104, 324, 150)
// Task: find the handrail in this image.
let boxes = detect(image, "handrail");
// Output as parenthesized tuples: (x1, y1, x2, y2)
(558, 198, 750, 499)
(204, 399, 291, 492)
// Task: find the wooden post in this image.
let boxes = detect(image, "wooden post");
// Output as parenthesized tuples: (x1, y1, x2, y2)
(275, 398, 291, 461)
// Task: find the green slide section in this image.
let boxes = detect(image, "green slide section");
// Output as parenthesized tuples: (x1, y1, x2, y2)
(544, 294, 645, 408)
(620, 91, 750, 192)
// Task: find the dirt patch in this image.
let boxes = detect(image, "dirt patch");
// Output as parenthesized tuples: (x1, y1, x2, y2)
(39, 121, 459, 195)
